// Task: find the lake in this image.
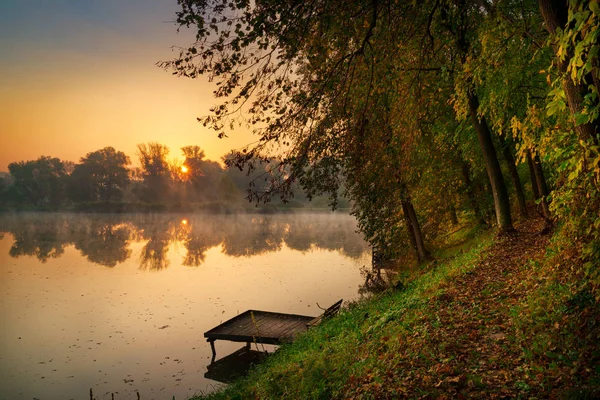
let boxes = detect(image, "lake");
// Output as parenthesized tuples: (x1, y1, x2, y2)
(0, 212, 371, 400)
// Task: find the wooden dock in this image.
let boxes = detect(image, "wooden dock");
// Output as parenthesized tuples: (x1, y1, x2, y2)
(204, 300, 342, 360)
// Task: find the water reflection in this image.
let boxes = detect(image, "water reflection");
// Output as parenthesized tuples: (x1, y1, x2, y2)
(359, 265, 399, 295)
(0, 213, 369, 269)
(204, 346, 269, 384)
(8, 215, 68, 262)
(72, 221, 132, 267)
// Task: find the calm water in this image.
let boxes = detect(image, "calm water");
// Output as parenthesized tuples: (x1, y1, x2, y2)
(0, 212, 371, 400)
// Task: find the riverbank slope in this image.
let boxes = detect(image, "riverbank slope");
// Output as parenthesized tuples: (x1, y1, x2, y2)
(194, 217, 600, 399)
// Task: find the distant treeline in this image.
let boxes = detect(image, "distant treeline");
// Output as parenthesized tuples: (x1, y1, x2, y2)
(0, 143, 348, 212)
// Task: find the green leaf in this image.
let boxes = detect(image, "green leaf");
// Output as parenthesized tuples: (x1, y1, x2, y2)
(574, 112, 590, 126)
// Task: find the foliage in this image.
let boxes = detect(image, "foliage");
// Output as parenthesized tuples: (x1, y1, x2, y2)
(0, 177, 7, 205)
(507, 0, 600, 295)
(164, 0, 515, 254)
(67, 147, 131, 202)
(1, 143, 343, 212)
(180, 145, 230, 202)
(163, 0, 600, 293)
(136, 142, 172, 203)
(552, 0, 600, 295)
(8, 156, 67, 206)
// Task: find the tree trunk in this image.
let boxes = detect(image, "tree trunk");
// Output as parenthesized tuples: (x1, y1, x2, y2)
(106, 178, 113, 202)
(449, 203, 459, 225)
(443, 186, 459, 225)
(399, 183, 431, 263)
(538, 0, 599, 145)
(467, 93, 514, 231)
(402, 198, 431, 261)
(532, 153, 552, 220)
(526, 151, 551, 220)
(533, 154, 550, 197)
(526, 151, 541, 200)
(501, 138, 528, 218)
(401, 199, 420, 259)
(461, 162, 488, 227)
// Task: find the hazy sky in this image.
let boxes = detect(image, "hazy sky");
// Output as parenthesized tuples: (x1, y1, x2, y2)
(0, 0, 253, 170)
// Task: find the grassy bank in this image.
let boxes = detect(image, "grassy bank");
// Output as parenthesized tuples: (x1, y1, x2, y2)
(193, 219, 600, 399)
(195, 226, 493, 399)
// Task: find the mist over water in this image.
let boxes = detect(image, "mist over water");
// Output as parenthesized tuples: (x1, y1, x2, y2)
(0, 212, 371, 400)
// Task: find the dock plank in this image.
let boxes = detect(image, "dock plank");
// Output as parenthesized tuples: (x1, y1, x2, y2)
(205, 310, 314, 344)
(204, 300, 342, 359)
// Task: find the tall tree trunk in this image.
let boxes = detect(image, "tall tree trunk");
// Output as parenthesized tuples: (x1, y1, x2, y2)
(526, 151, 541, 200)
(399, 182, 430, 262)
(450, 2, 511, 230)
(449, 203, 459, 226)
(461, 162, 487, 227)
(501, 138, 528, 218)
(467, 93, 514, 231)
(532, 153, 552, 220)
(401, 199, 420, 259)
(402, 198, 431, 261)
(443, 186, 459, 225)
(533, 153, 550, 197)
(527, 150, 551, 220)
(106, 178, 113, 202)
(538, 0, 599, 145)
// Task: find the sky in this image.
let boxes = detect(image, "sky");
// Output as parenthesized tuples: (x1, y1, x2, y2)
(0, 0, 254, 171)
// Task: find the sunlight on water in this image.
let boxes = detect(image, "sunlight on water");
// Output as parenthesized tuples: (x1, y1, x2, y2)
(0, 213, 371, 400)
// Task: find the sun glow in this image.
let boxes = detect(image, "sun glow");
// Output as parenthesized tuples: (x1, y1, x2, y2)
(181, 165, 188, 173)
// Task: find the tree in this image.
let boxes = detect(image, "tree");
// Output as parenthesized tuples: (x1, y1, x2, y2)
(0, 176, 7, 205)
(163, 0, 599, 288)
(136, 143, 171, 202)
(165, 0, 519, 232)
(177, 145, 228, 202)
(8, 156, 67, 206)
(538, 0, 599, 145)
(68, 147, 131, 202)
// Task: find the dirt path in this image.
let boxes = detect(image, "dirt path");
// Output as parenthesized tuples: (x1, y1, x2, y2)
(386, 217, 554, 398)
(427, 218, 551, 397)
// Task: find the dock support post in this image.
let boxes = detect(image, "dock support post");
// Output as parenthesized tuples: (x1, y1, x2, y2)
(208, 339, 216, 363)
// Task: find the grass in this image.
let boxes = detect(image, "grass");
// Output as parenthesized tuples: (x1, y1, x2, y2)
(508, 242, 600, 396)
(191, 225, 494, 399)
(191, 219, 600, 399)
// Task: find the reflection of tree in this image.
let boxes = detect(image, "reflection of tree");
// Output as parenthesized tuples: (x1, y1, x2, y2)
(139, 237, 170, 270)
(0, 213, 370, 269)
(73, 222, 132, 267)
(220, 216, 285, 257)
(358, 265, 398, 296)
(135, 217, 175, 271)
(183, 235, 220, 266)
(283, 214, 367, 259)
(180, 219, 223, 266)
(7, 215, 69, 262)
